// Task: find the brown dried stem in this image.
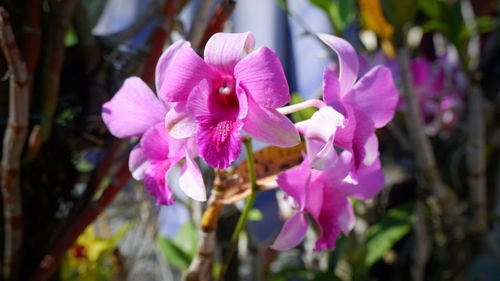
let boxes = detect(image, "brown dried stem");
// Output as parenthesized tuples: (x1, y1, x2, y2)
(0, 7, 30, 281)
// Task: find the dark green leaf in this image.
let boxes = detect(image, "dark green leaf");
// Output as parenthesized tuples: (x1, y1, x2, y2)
(157, 236, 191, 270)
(364, 202, 415, 268)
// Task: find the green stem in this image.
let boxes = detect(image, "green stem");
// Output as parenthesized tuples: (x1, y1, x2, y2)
(216, 137, 258, 281)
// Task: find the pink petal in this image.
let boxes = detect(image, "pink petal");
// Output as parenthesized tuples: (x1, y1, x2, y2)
(316, 150, 353, 184)
(165, 102, 197, 138)
(339, 158, 385, 200)
(411, 58, 430, 88)
(234, 46, 290, 108)
(322, 67, 346, 116)
(243, 95, 300, 147)
(204, 32, 255, 74)
(179, 151, 207, 201)
(277, 159, 311, 210)
(317, 33, 359, 94)
(270, 212, 308, 250)
(129, 144, 149, 180)
(158, 43, 217, 102)
(102, 77, 166, 138)
(314, 187, 351, 251)
(143, 161, 176, 205)
(346, 66, 399, 128)
(140, 123, 170, 161)
(338, 198, 356, 234)
(155, 40, 189, 96)
(363, 133, 379, 166)
(351, 109, 375, 169)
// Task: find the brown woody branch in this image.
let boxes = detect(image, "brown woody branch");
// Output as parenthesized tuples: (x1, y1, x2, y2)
(0, 7, 30, 281)
(39, 0, 79, 142)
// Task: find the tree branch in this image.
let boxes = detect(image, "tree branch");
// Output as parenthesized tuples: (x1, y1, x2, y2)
(0, 7, 30, 281)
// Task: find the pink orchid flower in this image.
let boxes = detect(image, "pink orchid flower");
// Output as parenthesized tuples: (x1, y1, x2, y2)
(271, 151, 384, 251)
(318, 34, 399, 170)
(158, 32, 300, 169)
(101, 42, 207, 205)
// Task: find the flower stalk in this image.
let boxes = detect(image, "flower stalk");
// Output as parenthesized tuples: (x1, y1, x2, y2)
(217, 137, 259, 281)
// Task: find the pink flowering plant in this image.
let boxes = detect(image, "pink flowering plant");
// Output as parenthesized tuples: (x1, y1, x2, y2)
(102, 31, 398, 277)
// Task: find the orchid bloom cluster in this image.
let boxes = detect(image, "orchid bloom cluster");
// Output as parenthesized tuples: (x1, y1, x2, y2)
(403, 57, 464, 136)
(270, 34, 398, 251)
(101, 32, 398, 252)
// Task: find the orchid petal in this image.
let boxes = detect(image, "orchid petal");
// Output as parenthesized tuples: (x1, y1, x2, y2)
(317, 33, 359, 94)
(277, 160, 311, 210)
(270, 212, 308, 250)
(234, 46, 290, 108)
(363, 133, 379, 166)
(159, 43, 217, 102)
(204, 32, 255, 74)
(141, 123, 170, 161)
(102, 77, 166, 138)
(339, 158, 384, 200)
(165, 102, 197, 139)
(322, 67, 346, 116)
(143, 161, 175, 206)
(339, 198, 356, 234)
(155, 40, 189, 96)
(314, 187, 350, 251)
(347, 66, 399, 128)
(179, 151, 207, 201)
(243, 95, 300, 147)
(129, 144, 149, 180)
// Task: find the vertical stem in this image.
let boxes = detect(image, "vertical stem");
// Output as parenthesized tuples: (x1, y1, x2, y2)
(0, 7, 30, 281)
(396, 46, 446, 201)
(216, 137, 258, 281)
(397, 45, 443, 281)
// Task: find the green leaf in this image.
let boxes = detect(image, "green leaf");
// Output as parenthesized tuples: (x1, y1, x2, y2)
(157, 236, 191, 270)
(381, 0, 418, 28)
(418, 0, 443, 20)
(364, 202, 415, 268)
(173, 221, 199, 259)
(290, 93, 317, 122)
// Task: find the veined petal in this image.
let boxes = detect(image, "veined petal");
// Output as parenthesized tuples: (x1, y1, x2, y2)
(270, 212, 308, 250)
(234, 46, 290, 108)
(165, 102, 197, 138)
(155, 40, 189, 96)
(143, 161, 176, 206)
(243, 95, 300, 147)
(314, 187, 350, 251)
(204, 32, 255, 74)
(277, 159, 311, 210)
(129, 144, 149, 180)
(159, 43, 217, 102)
(317, 33, 359, 94)
(346, 66, 399, 128)
(102, 77, 166, 138)
(179, 151, 207, 201)
(141, 123, 170, 161)
(339, 158, 384, 200)
(323, 67, 346, 116)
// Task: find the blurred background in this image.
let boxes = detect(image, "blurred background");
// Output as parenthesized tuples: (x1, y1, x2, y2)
(0, 0, 499, 280)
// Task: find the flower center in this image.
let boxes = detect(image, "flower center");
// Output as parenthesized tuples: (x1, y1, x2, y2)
(212, 120, 234, 149)
(217, 75, 235, 95)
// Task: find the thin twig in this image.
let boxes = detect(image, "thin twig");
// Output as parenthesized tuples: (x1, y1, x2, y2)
(187, 0, 217, 50)
(460, 0, 487, 233)
(0, 7, 30, 281)
(412, 201, 429, 281)
(396, 46, 448, 203)
(198, 0, 236, 50)
(39, 0, 79, 142)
